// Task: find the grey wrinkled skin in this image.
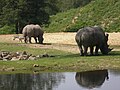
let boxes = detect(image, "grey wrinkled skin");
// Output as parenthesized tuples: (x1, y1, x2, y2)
(75, 26, 112, 56)
(22, 24, 44, 44)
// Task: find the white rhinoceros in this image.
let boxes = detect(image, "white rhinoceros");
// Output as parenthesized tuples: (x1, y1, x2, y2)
(75, 26, 112, 56)
(22, 24, 44, 44)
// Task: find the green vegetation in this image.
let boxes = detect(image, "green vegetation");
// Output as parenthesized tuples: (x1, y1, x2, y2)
(44, 8, 80, 32)
(1, 0, 120, 33)
(45, 0, 120, 32)
(0, 25, 15, 34)
(0, 0, 91, 34)
(0, 43, 120, 74)
(0, 0, 120, 74)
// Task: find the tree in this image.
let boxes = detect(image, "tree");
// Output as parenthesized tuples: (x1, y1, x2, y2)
(45, 0, 59, 15)
(0, 0, 50, 33)
(0, 0, 92, 34)
(21, 0, 49, 24)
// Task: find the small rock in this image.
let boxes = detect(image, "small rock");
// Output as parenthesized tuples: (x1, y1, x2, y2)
(11, 57, 20, 61)
(36, 55, 42, 58)
(33, 64, 39, 67)
(19, 55, 29, 60)
(42, 54, 49, 57)
(1, 51, 9, 57)
(22, 51, 27, 55)
(3, 54, 12, 60)
(28, 56, 36, 60)
(5, 67, 15, 71)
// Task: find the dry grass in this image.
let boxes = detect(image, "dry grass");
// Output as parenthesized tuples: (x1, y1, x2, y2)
(0, 32, 120, 53)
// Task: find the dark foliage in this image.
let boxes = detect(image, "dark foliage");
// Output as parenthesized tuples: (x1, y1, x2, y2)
(0, 0, 92, 34)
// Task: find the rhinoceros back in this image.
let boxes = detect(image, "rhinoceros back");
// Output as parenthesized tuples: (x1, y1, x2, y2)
(34, 24, 44, 36)
(22, 24, 43, 37)
(75, 26, 106, 47)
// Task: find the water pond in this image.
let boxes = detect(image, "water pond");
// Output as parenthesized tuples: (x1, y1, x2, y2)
(0, 69, 120, 90)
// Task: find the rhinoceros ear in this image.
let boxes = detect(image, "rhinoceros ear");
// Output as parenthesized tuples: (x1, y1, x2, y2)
(105, 33, 109, 37)
(105, 33, 109, 42)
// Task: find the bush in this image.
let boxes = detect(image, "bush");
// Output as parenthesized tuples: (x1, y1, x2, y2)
(0, 25, 16, 34)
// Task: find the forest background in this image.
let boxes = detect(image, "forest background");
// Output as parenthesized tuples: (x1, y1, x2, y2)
(0, 0, 119, 34)
(0, 0, 91, 34)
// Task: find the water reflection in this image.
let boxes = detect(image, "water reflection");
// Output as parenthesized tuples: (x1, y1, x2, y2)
(0, 73, 65, 90)
(0, 70, 120, 90)
(75, 70, 109, 89)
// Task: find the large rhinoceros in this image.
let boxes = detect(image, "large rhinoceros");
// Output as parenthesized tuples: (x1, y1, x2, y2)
(75, 26, 112, 56)
(22, 24, 44, 44)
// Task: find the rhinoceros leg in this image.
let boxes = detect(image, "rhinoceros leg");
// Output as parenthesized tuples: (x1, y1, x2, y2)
(90, 46, 94, 56)
(77, 44, 83, 56)
(38, 36, 43, 44)
(33, 37, 37, 43)
(29, 37, 32, 43)
(24, 36, 28, 43)
(95, 45, 99, 55)
(83, 46, 88, 56)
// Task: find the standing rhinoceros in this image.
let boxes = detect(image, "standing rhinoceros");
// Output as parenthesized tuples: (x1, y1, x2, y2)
(75, 26, 112, 56)
(22, 24, 44, 44)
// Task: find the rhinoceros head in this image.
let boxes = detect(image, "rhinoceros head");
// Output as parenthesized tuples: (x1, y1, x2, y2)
(100, 43, 113, 55)
(100, 33, 113, 55)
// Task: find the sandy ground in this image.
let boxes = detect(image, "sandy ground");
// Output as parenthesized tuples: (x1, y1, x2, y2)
(0, 32, 120, 53)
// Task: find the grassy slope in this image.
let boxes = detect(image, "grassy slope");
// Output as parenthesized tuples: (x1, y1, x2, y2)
(45, 0, 120, 32)
(44, 8, 80, 32)
(0, 43, 120, 74)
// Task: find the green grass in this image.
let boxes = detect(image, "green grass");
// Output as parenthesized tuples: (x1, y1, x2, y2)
(44, 0, 120, 32)
(44, 8, 80, 32)
(0, 43, 120, 74)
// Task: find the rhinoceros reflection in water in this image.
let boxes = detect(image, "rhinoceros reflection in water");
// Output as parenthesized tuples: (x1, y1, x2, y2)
(75, 70, 109, 89)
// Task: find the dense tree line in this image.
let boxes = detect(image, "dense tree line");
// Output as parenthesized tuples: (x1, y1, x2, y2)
(0, 0, 92, 34)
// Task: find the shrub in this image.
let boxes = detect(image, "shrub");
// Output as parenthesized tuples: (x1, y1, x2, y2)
(0, 25, 16, 34)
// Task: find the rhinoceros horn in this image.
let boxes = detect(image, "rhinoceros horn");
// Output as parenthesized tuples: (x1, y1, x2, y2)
(108, 48, 113, 52)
